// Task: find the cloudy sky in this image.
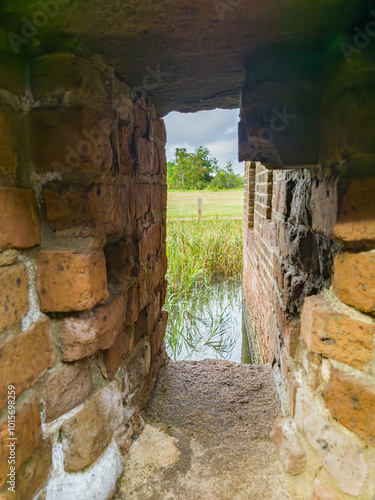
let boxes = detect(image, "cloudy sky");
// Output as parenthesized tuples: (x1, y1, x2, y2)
(164, 109, 244, 175)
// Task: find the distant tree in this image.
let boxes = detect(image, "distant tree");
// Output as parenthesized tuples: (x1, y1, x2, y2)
(167, 147, 219, 189)
(210, 161, 244, 190)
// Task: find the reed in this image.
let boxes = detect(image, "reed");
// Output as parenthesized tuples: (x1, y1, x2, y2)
(165, 217, 243, 360)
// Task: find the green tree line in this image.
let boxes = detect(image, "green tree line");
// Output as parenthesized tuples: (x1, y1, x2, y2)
(167, 147, 244, 190)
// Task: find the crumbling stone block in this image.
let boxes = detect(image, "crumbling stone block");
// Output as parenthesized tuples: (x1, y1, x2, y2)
(323, 367, 375, 447)
(269, 417, 306, 475)
(45, 359, 93, 422)
(332, 251, 375, 314)
(295, 391, 368, 496)
(0, 396, 42, 489)
(301, 295, 374, 371)
(37, 250, 109, 312)
(61, 382, 124, 472)
(0, 188, 40, 250)
(0, 264, 29, 333)
(0, 318, 56, 410)
(59, 293, 124, 361)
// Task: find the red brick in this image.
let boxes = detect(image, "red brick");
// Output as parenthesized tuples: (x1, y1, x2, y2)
(323, 368, 375, 446)
(0, 188, 40, 250)
(44, 184, 135, 237)
(0, 396, 42, 489)
(334, 177, 375, 242)
(332, 251, 375, 314)
(30, 53, 109, 105)
(139, 223, 160, 263)
(0, 264, 29, 334)
(61, 382, 124, 472)
(125, 284, 140, 326)
(151, 183, 167, 214)
(59, 293, 124, 361)
(282, 318, 300, 358)
(31, 108, 113, 175)
(0, 105, 17, 179)
(135, 183, 151, 218)
(301, 295, 374, 371)
(150, 310, 168, 358)
(45, 359, 93, 422)
(37, 250, 109, 312)
(105, 238, 139, 283)
(103, 326, 133, 379)
(0, 318, 56, 410)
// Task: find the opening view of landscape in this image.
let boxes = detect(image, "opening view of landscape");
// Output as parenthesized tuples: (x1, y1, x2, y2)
(163, 110, 254, 364)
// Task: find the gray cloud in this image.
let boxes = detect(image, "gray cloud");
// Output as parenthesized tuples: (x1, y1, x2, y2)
(164, 109, 243, 174)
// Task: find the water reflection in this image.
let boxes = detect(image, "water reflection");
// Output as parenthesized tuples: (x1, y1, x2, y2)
(165, 279, 253, 363)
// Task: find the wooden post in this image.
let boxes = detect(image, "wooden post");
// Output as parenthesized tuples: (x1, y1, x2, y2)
(198, 197, 202, 218)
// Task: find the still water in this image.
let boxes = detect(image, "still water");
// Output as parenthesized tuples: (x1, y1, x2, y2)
(165, 279, 255, 363)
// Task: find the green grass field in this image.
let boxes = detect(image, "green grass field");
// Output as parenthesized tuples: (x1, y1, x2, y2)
(167, 189, 244, 218)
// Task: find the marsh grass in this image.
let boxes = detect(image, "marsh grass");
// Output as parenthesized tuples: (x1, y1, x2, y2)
(165, 218, 243, 360)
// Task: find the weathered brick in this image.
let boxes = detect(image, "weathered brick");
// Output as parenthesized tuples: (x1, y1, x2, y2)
(0, 188, 40, 250)
(295, 391, 367, 497)
(30, 53, 109, 109)
(150, 310, 168, 358)
(0, 249, 18, 267)
(135, 183, 151, 218)
(103, 326, 133, 379)
(332, 251, 375, 314)
(151, 183, 167, 214)
(0, 318, 56, 410)
(139, 223, 160, 263)
(105, 238, 139, 283)
(0, 396, 42, 489)
(280, 349, 299, 416)
(37, 250, 109, 312)
(44, 184, 135, 237)
(0, 264, 29, 334)
(281, 318, 300, 358)
(59, 293, 124, 361)
(61, 382, 124, 472)
(30, 108, 113, 175)
(123, 341, 151, 396)
(0, 106, 17, 179)
(270, 417, 306, 476)
(301, 345, 322, 390)
(323, 368, 375, 447)
(125, 284, 140, 326)
(0, 438, 52, 500)
(334, 177, 375, 242)
(135, 131, 160, 176)
(45, 359, 93, 422)
(147, 290, 161, 332)
(301, 295, 374, 371)
(310, 478, 341, 500)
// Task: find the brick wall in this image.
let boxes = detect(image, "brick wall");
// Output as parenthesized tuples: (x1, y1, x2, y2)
(243, 161, 375, 498)
(0, 53, 168, 498)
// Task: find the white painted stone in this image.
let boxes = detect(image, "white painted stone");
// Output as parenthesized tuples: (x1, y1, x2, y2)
(46, 438, 123, 500)
(270, 417, 306, 475)
(295, 391, 368, 496)
(19, 255, 46, 331)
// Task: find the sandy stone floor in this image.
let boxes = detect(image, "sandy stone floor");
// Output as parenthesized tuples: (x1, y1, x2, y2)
(115, 358, 304, 499)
